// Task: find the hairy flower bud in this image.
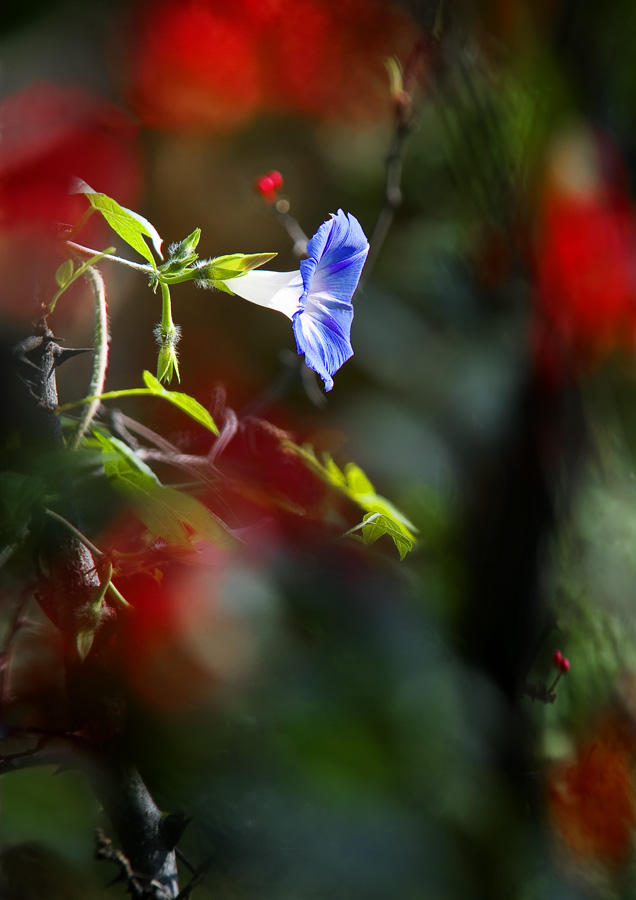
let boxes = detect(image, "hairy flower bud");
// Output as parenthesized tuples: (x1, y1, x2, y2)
(154, 322, 182, 383)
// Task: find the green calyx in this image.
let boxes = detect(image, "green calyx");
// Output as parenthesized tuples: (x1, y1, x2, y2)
(198, 252, 277, 291)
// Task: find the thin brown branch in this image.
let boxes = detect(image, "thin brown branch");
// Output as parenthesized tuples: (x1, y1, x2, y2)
(363, 39, 428, 285)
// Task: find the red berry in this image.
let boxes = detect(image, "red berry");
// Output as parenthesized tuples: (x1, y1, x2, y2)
(268, 170, 283, 190)
(553, 649, 563, 668)
(560, 657, 570, 674)
(255, 174, 275, 197)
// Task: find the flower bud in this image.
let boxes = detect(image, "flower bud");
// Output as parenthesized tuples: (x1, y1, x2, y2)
(161, 228, 202, 277)
(195, 252, 277, 292)
(154, 322, 182, 383)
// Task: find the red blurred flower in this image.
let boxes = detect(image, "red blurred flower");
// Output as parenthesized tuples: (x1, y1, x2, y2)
(533, 129, 636, 378)
(269, 0, 417, 122)
(129, 0, 263, 132)
(0, 81, 141, 232)
(129, 0, 420, 132)
(0, 81, 142, 324)
(547, 718, 636, 866)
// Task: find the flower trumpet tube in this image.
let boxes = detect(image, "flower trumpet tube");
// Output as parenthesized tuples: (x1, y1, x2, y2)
(222, 210, 369, 390)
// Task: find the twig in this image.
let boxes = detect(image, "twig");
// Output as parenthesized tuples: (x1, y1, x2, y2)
(521, 681, 556, 705)
(96, 829, 174, 900)
(43, 508, 104, 560)
(362, 39, 427, 284)
(273, 200, 308, 258)
(66, 241, 154, 275)
(175, 856, 214, 900)
(14, 322, 180, 896)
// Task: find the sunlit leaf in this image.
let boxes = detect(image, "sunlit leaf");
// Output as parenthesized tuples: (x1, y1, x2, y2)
(73, 179, 163, 265)
(360, 512, 414, 561)
(150, 486, 238, 551)
(93, 432, 237, 551)
(61, 376, 218, 435)
(55, 259, 74, 288)
(92, 432, 160, 483)
(284, 443, 417, 558)
(142, 371, 218, 434)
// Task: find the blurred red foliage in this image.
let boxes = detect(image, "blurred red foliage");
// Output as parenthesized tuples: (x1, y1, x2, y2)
(547, 715, 636, 867)
(0, 81, 141, 233)
(129, 0, 419, 132)
(533, 128, 636, 379)
(0, 81, 142, 324)
(129, 1, 263, 132)
(114, 564, 232, 712)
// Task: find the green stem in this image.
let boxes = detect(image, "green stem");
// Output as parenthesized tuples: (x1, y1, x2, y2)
(156, 270, 198, 285)
(47, 248, 115, 314)
(63, 206, 96, 242)
(66, 241, 155, 276)
(58, 388, 156, 413)
(68, 265, 109, 450)
(159, 281, 174, 331)
(155, 282, 181, 383)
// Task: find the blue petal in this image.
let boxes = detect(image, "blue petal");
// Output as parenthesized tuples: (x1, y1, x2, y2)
(292, 296, 353, 391)
(300, 210, 369, 304)
(294, 210, 369, 389)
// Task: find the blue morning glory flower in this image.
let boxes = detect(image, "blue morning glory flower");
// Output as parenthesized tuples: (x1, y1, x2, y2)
(222, 210, 369, 390)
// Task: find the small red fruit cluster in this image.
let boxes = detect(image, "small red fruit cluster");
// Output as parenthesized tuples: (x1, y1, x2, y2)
(255, 170, 284, 203)
(553, 649, 570, 674)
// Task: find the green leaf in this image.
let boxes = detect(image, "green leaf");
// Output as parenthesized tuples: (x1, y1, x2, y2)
(75, 180, 163, 266)
(92, 432, 160, 483)
(55, 259, 74, 288)
(342, 462, 375, 497)
(284, 443, 417, 559)
(0, 471, 45, 543)
(94, 432, 237, 551)
(142, 371, 219, 434)
(148, 486, 238, 551)
(61, 377, 219, 435)
(360, 512, 414, 561)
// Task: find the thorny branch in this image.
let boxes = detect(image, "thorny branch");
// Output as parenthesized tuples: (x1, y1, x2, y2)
(3, 321, 182, 898)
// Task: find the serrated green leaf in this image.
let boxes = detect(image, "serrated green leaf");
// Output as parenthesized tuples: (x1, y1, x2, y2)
(142, 371, 218, 434)
(343, 462, 375, 497)
(55, 259, 74, 288)
(361, 512, 413, 561)
(322, 453, 346, 486)
(76, 181, 163, 265)
(92, 432, 160, 483)
(62, 378, 218, 434)
(284, 442, 417, 559)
